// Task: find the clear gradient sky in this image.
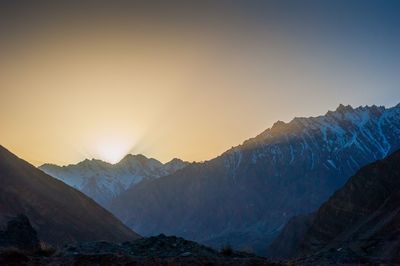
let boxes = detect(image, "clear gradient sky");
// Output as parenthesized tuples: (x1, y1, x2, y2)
(0, 1, 399, 166)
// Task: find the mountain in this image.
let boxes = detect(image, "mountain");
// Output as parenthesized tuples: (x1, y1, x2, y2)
(267, 149, 400, 264)
(109, 104, 400, 255)
(0, 145, 140, 247)
(40, 155, 188, 207)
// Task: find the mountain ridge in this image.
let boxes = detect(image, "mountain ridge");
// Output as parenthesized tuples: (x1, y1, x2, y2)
(110, 103, 400, 255)
(40, 153, 189, 207)
(40, 153, 186, 168)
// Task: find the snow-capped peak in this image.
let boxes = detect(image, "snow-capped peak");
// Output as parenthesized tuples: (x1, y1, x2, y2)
(39, 154, 189, 207)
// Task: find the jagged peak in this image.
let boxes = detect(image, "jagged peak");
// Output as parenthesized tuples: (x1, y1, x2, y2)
(39, 163, 59, 168)
(41, 153, 165, 169)
(74, 158, 112, 168)
(120, 154, 148, 162)
(117, 154, 163, 167)
(324, 103, 388, 117)
(165, 158, 184, 165)
(271, 120, 287, 131)
(40, 158, 110, 169)
(253, 102, 396, 146)
(335, 104, 354, 113)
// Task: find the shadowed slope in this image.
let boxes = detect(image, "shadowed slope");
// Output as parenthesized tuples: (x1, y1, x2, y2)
(0, 145, 140, 246)
(268, 149, 400, 264)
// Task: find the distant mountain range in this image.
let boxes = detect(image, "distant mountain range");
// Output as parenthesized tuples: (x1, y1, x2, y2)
(107, 104, 400, 254)
(40, 155, 188, 206)
(267, 148, 400, 264)
(0, 145, 139, 247)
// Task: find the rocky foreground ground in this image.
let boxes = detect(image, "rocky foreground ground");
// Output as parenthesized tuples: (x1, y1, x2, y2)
(0, 215, 279, 266)
(0, 235, 281, 265)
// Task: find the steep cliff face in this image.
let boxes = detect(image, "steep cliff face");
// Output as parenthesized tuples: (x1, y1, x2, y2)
(268, 149, 400, 264)
(0, 145, 140, 247)
(110, 104, 400, 254)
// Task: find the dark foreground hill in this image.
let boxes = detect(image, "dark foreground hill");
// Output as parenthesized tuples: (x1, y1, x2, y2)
(0, 145, 139, 247)
(267, 149, 400, 264)
(0, 216, 279, 266)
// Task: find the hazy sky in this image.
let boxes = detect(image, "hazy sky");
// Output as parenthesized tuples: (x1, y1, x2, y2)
(0, 1, 399, 166)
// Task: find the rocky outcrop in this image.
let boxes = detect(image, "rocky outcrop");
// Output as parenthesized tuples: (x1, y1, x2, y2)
(0, 215, 39, 252)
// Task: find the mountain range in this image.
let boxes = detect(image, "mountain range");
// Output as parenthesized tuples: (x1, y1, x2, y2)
(0, 145, 276, 265)
(267, 148, 400, 264)
(0, 145, 140, 247)
(107, 104, 400, 254)
(2, 102, 400, 264)
(40, 155, 188, 206)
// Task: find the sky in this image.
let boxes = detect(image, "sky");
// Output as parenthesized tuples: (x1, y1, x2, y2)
(0, 1, 399, 166)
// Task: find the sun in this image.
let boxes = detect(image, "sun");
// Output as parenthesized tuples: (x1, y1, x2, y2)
(98, 144, 126, 164)
(93, 135, 134, 164)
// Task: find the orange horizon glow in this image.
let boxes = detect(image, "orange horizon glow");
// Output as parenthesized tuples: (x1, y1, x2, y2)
(1, 3, 399, 166)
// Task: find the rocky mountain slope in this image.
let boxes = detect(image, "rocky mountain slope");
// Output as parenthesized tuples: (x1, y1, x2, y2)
(110, 104, 400, 254)
(267, 149, 400, 264)
(0, 145, 140, 247)
(40, 155, 188, 207)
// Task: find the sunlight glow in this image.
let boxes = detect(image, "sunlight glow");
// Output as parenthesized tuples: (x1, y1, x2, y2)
(93, 135, 134, 164)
